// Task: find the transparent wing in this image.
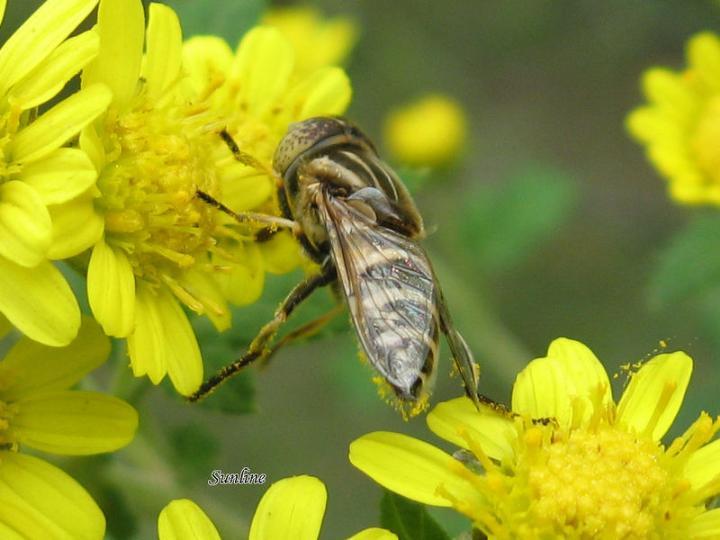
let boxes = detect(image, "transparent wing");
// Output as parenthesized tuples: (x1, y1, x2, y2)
(317, 193, 438, 399)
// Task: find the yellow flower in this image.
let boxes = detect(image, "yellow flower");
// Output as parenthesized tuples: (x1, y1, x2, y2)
(383, 94, 467, 168)
(626, 32, 720, 205)
(80, 0, 351, 395)
(0, 317, 138, 539)
(158, 476, 396, 540)
(0, 0, 111, 346)
(350, 338, 720, 539)
(262, 6, 357, 75)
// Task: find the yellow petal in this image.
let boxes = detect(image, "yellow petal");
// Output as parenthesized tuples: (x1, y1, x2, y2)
(0, 317, 109, 401)
(215, 243, 265, 306)
(285, 66, 352, 120)
(11, 84, 112, 164)
(158, 499, 221, 540)
(512, 355, 573, 428)
(82, 0, 144, 109)
(259, 231, 302, 275)
(231, 27, 294, 117)
(218, 168, 273, 212)
(0, 181, 51, 267)
(19, 148, 97, 206)
(616, 351, 692, 441)
(79, 123, 106, 173)
(47, 192, 105, 260)
(87, 240, 135, 337)
(688, 508, 720, 538)
(688, 32, 720, 93)
(545, 338, 613, 426)
(427, 397, 515, 461)
(12, 390, 137, 455)
(347, 528, 398, 540)
(641, 68, 696, 118)
(249, 476, 326, 540)
(181, 36, 233, 95)
(0, 0, 98, 94)
(127, 286, 202, 395)
(0, 1, 5, 26)
(349, 432, 484, 508)
(0, 451, 104, 540)
(683, 438, 720, 491)
(143, 3, 182, 101)
(180, 269, 230, 332)
(0, 258, 79, 347)
(9, 30, 99, 110)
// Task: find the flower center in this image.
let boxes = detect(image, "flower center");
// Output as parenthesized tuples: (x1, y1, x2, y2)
(691, 95, 720, 185)
(0, 104, 26, 183)
(525, 426, 677, 538)
(97, 103, 223, 285)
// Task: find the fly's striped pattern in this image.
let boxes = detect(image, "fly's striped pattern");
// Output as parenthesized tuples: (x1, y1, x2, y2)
(190, 117, 482, 417)
(274, 117, 479, 415)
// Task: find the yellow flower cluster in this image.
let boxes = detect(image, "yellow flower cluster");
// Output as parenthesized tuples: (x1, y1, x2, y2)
(628, 32, 720, 205)
(351, 339, 720, 539)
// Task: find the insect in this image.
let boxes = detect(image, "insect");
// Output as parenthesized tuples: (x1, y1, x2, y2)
(189, 117, 486, 416)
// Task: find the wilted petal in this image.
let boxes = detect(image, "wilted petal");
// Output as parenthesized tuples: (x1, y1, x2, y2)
(158, 499, 221, 540)
(0, 258, 79, 347)
(0, 452, 104, 540)
(249, 476, 326, 540)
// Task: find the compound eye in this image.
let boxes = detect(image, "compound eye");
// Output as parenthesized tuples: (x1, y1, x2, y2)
(273, 117, 346, 175)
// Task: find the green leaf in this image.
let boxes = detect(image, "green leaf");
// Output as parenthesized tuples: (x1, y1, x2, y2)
(161, 0, 266, 44)
(649, 214, 720, 307)
(169, 422, 220, 483)
(460, 164, 577, 273)
(380, 490, 451, 540)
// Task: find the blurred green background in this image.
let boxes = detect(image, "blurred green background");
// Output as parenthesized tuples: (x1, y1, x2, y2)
(6, 0, 720, 538)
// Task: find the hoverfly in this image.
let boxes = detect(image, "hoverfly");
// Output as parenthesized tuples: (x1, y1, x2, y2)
(190, 117, 485, 416)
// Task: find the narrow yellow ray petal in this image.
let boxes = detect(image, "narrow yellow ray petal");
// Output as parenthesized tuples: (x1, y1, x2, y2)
(349, 432, 484, 508)
(127, 284, 167, 383)
(82, 0, 143, 109)
(47, 191, 104, 260)
(688, 508, 720, 538)
(427, 397, 515, 461)
(512, 355, 573, 427)
(616, 351, 692, 441)
(19, 148, 97, 206)
(231, 27, 294, 117)
(0, 317, 109, 402)
(259, 231, 302, 275)
(0, 181, 51, 267)
(154, 292, 203, 396)
(683, 438, 720, 491)
(0, 0, 98, 94)
(285, 66, 351, 120)
(87, 241, 136, 337)
(0, 452, 105, 540)
(0, 258, 79, 347)
(11, 84, 112, 164)
(0, 1, 6, 27)
(249, 476, 326, 540)
(12, 390, 138, 455)
(158, 499, 221, 540)
(9, 31, 99, 110)
(180, 269, 230, 332)
(143, 3, 182, 101)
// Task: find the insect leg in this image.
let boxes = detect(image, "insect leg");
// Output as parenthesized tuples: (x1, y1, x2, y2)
(436, 291, 512, 416)
(195, 190, 300, 233)
(187, 259, 337, 402)
(260, 303, 345, 369)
